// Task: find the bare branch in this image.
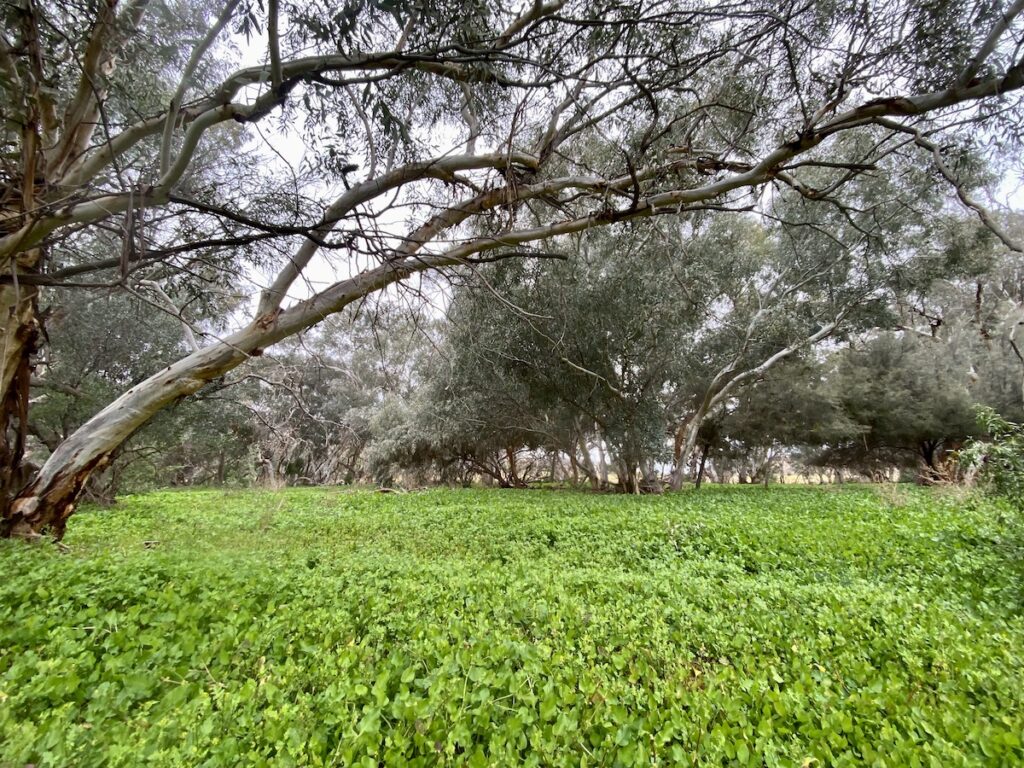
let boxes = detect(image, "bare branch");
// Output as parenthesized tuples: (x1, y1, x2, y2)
(159, 0, 241, 177)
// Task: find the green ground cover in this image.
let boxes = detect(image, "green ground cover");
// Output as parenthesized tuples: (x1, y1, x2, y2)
(1, 486, 1022, 766)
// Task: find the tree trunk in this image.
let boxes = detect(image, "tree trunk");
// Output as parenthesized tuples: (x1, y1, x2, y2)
(638, 457, 662, 494)
(576, 435, 600, 490)
(669, 317, 845, 491)
(918, 439, 945, 484)
(2, 321, 250, 537)
(2, 250, 438, 538)
(345, 443, 365, 484)
(595, 432, 609, 489)
(759, 446, 774, 488)
(669, 416, 702, 490)
(694, 442, 709, 490)
(0, 252, 41, 523)
(506, 446, 520, 487)
(616, 459, 638, 494)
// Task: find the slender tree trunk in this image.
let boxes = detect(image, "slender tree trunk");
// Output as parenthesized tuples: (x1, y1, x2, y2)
(760, 446, 774, 488)
(345, 443, 365, 484)
(492, 452, 511, 488)
(595, 432, 609, 489)
(616, 458, 637, 494)
(506, 446, 520, 487)
(670, 318, 844, 491)
(556, 452, 569, 484)
(695, 442, 709, 490)
(576, 435, 600, 490)
(669, 416, 702, 490)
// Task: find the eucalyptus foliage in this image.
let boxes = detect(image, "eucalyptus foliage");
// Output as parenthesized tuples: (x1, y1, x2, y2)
(5, 0, 1024, 530)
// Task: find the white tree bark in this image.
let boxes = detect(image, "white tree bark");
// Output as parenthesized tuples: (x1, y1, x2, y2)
(4, 0, 1024, 533)
(669, 319, 842, 490)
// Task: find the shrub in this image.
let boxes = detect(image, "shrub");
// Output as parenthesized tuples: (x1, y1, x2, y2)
(962, 406, 1024, 510)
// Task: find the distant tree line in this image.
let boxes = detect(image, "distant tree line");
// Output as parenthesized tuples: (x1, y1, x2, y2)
(6, 0, 1024, 534)
(30, 211, 1023, 497)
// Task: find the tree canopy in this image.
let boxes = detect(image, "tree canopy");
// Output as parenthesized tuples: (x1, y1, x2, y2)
(2, 0, 1024, 534)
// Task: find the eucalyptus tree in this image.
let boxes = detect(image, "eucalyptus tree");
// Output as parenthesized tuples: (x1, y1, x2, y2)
(433, 231, 685, 493)
(663, 150, 970, 487)
(364, 379, 549, 489)
(435, 192, 953, 493)
(811, 227, 1024, 479)
(892, 215, 1024, 405)
(691, 358, 853, 486)
(816, 331, 982, 478)
(242, 303, 439, 486)
(3, 0, 1024, 535)
(359, 285, 559, 489)
(28, 286, 258, 494)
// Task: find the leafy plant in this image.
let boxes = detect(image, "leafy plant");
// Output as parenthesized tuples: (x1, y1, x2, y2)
(962, 406, 1024, 510)
(1, 487, 1022, 766)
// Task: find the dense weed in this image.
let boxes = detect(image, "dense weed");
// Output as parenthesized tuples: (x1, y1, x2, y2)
(1, 486, 1022, 766)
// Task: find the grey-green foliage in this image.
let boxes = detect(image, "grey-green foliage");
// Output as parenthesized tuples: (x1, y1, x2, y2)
(804, 219, 1024, 477)
(406, 188, 970, 488)
(700, 357, 855, 481)
(5, 0, 1024, 512)
(10, 0, 296, 311)
(16, 0, 294, 493)
(818, 331, 982, 472)
(784, 327, 1023, 480)
(425, 227, 692, 488)
(245, 304, 440, 487)
(363, 305, 546, 488)
(32, 289, 443, 493)
(31, 289, 254, 496)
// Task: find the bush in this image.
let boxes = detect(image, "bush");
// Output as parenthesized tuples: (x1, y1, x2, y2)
(962, 406, 1024, 509)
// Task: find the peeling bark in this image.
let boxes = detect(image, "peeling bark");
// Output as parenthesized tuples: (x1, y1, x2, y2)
(1, 248, 525, 535)
(1, 258, 416, 537)
(0, 245, 41, 526)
